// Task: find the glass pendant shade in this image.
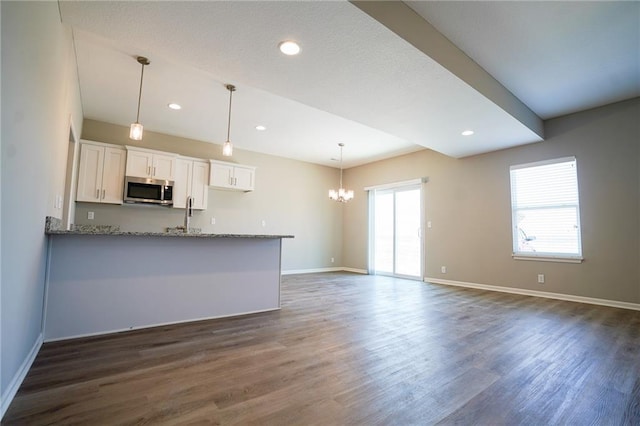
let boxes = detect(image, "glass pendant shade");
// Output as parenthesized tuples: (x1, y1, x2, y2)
(129, 122, 143, 141)
(222, 140, 233, 157)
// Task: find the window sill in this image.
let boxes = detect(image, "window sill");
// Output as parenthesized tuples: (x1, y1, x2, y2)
(512, 254, 583, 264)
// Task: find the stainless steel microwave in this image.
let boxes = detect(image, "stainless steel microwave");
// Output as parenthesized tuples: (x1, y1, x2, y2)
(124, 176, 174, 206)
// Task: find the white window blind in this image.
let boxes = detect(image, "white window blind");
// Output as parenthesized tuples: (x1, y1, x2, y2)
(510, 157, 582, 260)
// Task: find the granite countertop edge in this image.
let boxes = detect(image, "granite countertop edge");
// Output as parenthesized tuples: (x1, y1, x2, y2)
(44, 217, 294, 239)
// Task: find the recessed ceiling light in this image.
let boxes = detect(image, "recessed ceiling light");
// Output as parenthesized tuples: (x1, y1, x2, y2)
(168, 103, 182, 110)
(279, 41, 300, 56)
(462, 130, 474, 136)
(255, 125, 266, 131)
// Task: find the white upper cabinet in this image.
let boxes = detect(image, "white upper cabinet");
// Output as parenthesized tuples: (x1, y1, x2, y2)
(209, 161, 234, 189)
(125, 147, 176, 181)
(191, 160, 209, 209)
(173, 158, 209, 210)
(153, 153, 176, 180)
(209, 160, 256, 192)
(76, 140, 126, 204)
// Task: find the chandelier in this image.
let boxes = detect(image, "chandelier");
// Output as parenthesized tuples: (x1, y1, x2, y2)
(329, 143, 354, 203)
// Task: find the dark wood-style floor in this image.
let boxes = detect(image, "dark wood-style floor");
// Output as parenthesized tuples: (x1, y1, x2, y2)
(5, 272, 640, 425)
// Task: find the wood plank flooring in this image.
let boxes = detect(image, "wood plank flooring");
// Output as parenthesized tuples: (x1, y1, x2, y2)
(4, 272, 640, 425)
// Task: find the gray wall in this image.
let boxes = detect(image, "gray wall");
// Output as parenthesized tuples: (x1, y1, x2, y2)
(76, 120, 344, 271)
(344, 98, 640, 304)
(1, 1, 83, 408)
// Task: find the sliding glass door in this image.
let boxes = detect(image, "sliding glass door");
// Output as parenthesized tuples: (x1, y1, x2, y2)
(371, 184, 422, 279)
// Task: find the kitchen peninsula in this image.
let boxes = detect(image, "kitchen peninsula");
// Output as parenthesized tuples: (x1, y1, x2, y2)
(44, 217, 293, 341)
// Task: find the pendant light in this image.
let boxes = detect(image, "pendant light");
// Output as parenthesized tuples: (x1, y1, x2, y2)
(329, 143, 354, 203)
(222, 84, 236, 157)
(129, 56, 150, 141)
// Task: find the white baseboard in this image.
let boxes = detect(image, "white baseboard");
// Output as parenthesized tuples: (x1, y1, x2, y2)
(282, 267, 367, 275)
(282, 267, 343, 275)
(342, 267, 368, 274)
(1, 334, 43, 420)
(425, 277, 640, 311)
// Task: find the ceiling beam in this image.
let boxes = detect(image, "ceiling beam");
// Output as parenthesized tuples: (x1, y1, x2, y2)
(351, 0, 544, 139)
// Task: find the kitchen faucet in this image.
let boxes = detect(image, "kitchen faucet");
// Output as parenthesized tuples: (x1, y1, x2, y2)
(184, 195, 193, 233)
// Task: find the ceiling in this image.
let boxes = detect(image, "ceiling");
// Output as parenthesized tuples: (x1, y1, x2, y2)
(59, 1, 639, 168)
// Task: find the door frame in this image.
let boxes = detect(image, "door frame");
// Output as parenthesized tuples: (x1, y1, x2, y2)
(366, 178, 426, 280)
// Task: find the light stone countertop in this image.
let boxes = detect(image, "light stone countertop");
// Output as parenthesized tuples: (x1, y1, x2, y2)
(44, 216, 294, 239)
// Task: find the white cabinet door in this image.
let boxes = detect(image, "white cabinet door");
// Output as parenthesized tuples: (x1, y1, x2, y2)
(209, 160, 255, 192)
(126, 149, 175, 180)
(153, 153, 176, 180)
(210, 162, 234, 189)
(174, 159, 208, 210)
(76, 143, 104, 202)
(126, 150, 153, 178)
(101, 148, 126, 204)
(191, 161, 209, 210)
(76, 142, 125, 204)
(173, 159, 192, 209)
(234, 165, 255, 191)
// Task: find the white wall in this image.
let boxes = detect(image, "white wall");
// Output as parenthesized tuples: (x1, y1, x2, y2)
(1, 1, 82, 416)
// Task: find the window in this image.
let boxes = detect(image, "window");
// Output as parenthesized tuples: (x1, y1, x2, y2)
(510, 157, 582, 262)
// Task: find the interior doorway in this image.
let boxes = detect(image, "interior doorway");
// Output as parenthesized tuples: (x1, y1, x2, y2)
(370, 183, 423, 279)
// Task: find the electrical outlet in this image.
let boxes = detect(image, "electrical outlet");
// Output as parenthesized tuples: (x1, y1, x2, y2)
(210, 217, 216, 225)
(87, 211, 94, 220)
(441, 266, 447, 274)
(427, 221, 432, 228)
(538, 274, 545, 284)
(331, 257, 335, 263)
(261, 220, 266, 227)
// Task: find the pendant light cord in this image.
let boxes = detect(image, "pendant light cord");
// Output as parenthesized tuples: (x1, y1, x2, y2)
(338, 143, 346, 188)
(226, 85, 234, 142)
(135, 62, 145, 123)
(339, 145, 344, 188)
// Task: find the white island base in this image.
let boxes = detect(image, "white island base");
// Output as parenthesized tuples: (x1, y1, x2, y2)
(44, 233, 288, 341)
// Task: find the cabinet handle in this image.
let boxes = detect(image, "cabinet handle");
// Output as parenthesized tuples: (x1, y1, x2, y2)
(147, 166, 151, 176)
(102, 189, 106, 199)
(153, 166, 156, 176)
(96, 189, 100, 199)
